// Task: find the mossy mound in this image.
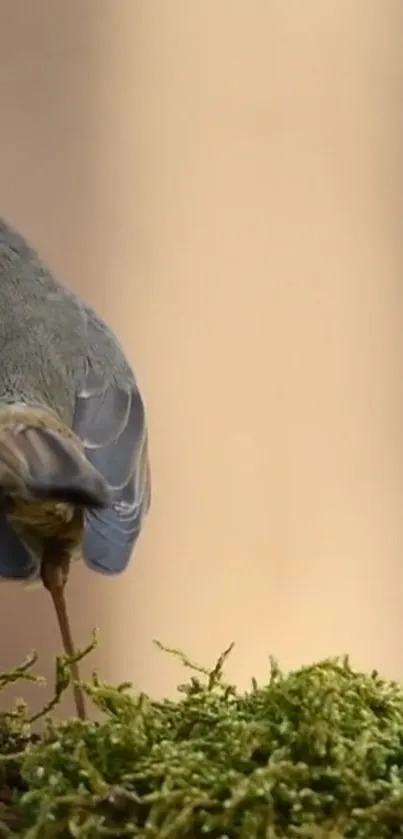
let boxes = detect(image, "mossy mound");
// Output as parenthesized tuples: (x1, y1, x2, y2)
(0, 638, 403, 837)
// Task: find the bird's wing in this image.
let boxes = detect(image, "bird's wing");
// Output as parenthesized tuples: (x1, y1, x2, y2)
(72, 362, 151, 574)
(0, 513, 38, 580)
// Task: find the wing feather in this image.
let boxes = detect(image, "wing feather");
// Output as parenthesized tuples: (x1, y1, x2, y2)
(73, 363, 151, 574)
(0, 513, 38, 579)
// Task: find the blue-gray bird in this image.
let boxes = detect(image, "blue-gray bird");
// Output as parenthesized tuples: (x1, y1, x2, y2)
(0, 218, 151, 719)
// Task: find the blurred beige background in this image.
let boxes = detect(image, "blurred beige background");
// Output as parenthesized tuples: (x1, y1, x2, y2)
(0, 0, 403, 716)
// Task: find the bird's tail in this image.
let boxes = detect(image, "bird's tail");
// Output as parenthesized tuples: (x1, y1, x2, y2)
(0, 408, 110, 509)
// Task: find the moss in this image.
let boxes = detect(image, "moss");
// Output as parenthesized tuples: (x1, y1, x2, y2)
(0, 638, 402, 837)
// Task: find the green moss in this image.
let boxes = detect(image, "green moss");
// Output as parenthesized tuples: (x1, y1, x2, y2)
(0, 638, 403, 837)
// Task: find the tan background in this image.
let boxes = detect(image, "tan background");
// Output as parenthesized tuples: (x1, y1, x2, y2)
(0, 0, 402, 717)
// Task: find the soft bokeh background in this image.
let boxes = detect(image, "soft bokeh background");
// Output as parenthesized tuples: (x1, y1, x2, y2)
(0, 1, 403, 717)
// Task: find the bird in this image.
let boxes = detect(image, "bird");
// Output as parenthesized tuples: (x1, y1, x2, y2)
(0, 217, 151, 720)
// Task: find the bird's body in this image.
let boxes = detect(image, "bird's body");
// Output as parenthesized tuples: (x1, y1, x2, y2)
(0, 217, 151, 718)
(0, 222, 129, 422)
